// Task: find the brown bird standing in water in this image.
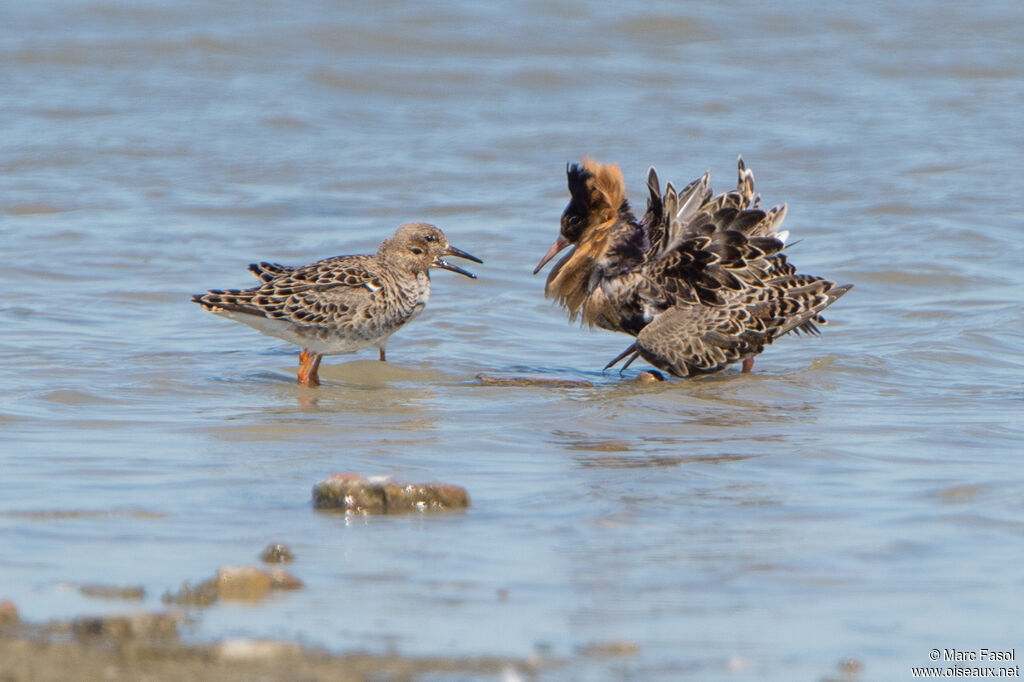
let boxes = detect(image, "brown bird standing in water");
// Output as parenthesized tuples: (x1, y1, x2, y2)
(193, 222, 481, 386)
(534, 157, 851, 377)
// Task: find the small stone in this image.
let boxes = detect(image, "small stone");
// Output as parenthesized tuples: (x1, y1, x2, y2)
(0, 599, 19, 624)
(217, 638, 300, 661)
(78, 584, 145, 601)
(312, 474, 470, 514)
(260, 543, 295, 564)
(635, 370, 665, 383)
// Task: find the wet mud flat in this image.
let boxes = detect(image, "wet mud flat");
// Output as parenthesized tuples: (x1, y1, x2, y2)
(0, 605, 865, 682)
(0, 599, 535, 682)
(0, 482, 529, 682)
(0, 615, 532, 682)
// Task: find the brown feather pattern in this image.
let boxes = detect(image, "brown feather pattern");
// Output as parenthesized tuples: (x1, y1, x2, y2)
(538, 157, 851, 377)
(192, 223, 480, 382)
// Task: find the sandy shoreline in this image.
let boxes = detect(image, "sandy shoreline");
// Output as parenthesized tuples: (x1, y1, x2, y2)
(0, 607, 540, 682)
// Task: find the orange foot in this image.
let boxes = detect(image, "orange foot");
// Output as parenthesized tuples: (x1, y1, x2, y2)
(298, 349, 323, 387)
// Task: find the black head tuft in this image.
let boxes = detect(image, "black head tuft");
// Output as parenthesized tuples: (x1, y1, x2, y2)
(561, 163, 592, 243)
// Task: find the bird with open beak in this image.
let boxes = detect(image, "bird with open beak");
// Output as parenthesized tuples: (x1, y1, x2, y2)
(193, 222, 481, 386)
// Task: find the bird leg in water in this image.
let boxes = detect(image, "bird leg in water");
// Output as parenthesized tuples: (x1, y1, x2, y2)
(379, 348, 387, 362)
(604, 343, 640, 374)
(298, 349, 323, 387)
(741, 357, 755, 374)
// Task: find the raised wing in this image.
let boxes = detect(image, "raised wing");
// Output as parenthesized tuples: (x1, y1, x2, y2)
(641, 156, 782, 262)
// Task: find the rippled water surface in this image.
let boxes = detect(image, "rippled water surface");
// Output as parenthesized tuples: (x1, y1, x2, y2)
(2, 1, 1023, 680)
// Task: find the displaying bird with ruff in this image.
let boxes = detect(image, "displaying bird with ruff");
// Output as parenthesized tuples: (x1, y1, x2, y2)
(533, 157, 851, 378)
(193, 222, 481, 387)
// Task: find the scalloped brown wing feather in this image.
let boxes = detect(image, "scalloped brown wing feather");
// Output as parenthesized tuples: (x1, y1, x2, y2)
(193, 255, 386, 322)
(634, 278, 851, 377)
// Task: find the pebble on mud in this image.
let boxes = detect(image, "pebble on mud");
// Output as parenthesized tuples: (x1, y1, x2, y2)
(260, 543, 295, 564)
(162, 565, 303, 606)
(217, 637, 302, 661)
(312, 473, 470, 514)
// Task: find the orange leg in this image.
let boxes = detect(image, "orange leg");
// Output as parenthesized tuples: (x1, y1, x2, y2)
(298, 349, 323, 387)
(741, 357, 755, 374)
(379, 347, 387, 362)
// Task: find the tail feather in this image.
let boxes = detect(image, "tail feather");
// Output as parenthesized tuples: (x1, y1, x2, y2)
(191, 289, 267, 317)
(775, 282, 852, 337)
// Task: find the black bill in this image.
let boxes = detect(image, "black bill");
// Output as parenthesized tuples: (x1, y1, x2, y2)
(433, 244, 482, 278)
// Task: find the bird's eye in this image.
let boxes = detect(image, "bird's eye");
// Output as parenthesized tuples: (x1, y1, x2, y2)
(410, 247, 424, 255)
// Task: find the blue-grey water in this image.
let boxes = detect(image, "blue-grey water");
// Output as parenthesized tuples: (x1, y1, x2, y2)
(2, 1, 1023, 680)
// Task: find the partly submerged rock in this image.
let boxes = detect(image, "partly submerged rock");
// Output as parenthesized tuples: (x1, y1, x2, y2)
(216, 566, 273, 601)
(162, 565, 303, 606)
(312, 474, 470, 514)
(161, 577, 219, 607)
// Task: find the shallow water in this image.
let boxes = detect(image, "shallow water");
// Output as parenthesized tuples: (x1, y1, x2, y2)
(2, 0, 1023, 679)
